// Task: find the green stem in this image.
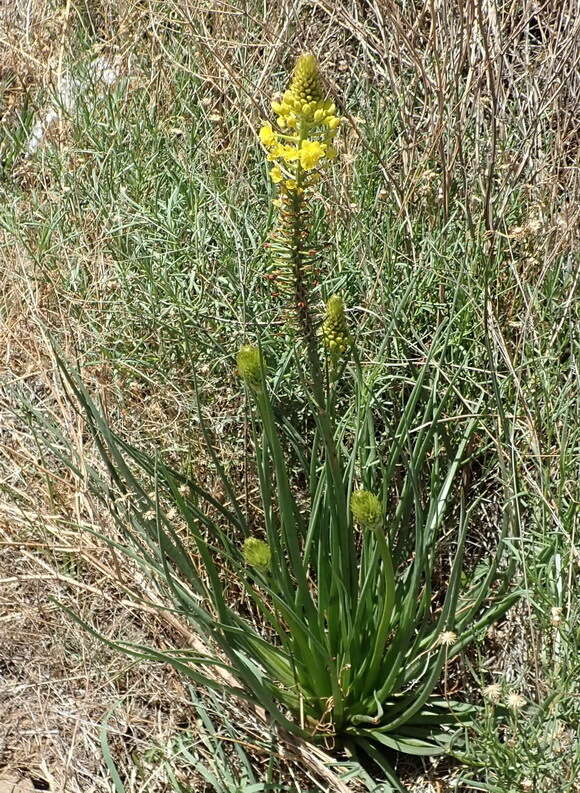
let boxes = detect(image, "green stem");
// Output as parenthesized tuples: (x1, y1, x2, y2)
(289, 161, 354, 602)
(364, 528, 396, 693)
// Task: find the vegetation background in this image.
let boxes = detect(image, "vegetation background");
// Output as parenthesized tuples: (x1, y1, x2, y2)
(1, 1, 578, 791)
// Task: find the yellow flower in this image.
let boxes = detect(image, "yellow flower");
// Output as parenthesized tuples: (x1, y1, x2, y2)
(285, 179, 298, 191)
(299, 139, 326, 170)
(270, 166, 283, 183)
(266, 142, 285, 161)
(259, 124, 277, 147)
(279, 145, 300, 163)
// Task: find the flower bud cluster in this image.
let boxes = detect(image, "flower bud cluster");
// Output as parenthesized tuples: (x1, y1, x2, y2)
(273, 54, 340, 130)
(237, 345, 264, 392)
(322, 294, 350, 356)
(350, 490, 383, 531)
(258, 54, 341, 192)
(243, 537, 271, 570)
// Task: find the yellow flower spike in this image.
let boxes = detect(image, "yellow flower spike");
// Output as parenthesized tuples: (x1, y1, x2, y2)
(326, 116, 341, 130)
(322, 294, 351, 359)
(259, 53, 341, 340)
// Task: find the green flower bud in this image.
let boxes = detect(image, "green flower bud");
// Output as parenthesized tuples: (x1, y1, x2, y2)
(322, 294, 351, 357)
(237, 345, 265, 391)
(243, 537, 271, 570)
(288, 54, 324, 106)
(350, 489, 382, 530)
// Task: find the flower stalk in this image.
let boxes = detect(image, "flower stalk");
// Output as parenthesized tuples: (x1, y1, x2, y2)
(258, 55, 355, 597)
(260, 53, 342, 408)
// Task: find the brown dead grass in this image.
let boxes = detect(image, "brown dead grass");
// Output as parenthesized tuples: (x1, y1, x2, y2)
(0, 244, 189, 790)
(1, 1, 578, 791)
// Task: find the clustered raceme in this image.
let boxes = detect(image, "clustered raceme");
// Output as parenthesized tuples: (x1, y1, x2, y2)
(259, 53, 341, 192)
(322, 294, 351, 357)
(259, 54, 341, 321)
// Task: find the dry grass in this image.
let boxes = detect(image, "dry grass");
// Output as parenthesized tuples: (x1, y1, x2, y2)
(1, 0, 578, 791)
(0, 249, 184, 790)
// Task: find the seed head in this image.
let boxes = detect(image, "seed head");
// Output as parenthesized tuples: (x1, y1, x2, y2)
(482, 683, 502, 703)
(437, 630, 457, 647)
(506, 692, 526, 710)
